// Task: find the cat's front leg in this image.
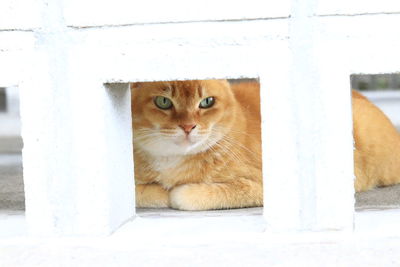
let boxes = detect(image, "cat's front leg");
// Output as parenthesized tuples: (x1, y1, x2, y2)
(135, 183, 169, 208)
(169, 179, 263, 211)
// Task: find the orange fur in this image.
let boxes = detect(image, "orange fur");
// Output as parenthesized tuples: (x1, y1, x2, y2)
(131, 80, 262, 210)
(352, 90, 400, 192)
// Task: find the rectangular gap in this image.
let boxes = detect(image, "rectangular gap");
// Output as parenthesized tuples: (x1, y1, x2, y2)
(0, 86, 24, 213)
(0, 88, 6, 112)
(130, 78, 263, 218)
(352, 73, 400, 211)
(351, 73, 400, 92)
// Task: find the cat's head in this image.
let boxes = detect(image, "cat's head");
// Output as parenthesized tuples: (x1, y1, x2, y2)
(131, 80, 237, 157)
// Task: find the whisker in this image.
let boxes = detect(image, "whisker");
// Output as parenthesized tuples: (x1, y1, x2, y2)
(212, 142, 244, 164)
(207, 132, 245, 164)
(221, 135, 261, 159)
(213, 125, 259, 139)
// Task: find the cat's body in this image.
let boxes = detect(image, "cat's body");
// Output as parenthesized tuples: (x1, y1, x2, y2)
(352, 90, 400, 191)
(131, 80, 262, 210)
(131, 80, 400, 210)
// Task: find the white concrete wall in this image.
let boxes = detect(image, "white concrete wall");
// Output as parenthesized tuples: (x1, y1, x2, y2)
(0, 0, 399, 236)
(317, 0, 400, 15)
(63, 0, 290, 27)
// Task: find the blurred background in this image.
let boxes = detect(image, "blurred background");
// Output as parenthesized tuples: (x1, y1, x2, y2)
(351, 74, 400, 92)
(0, 86, 22, 153)
(0, 86, 24, 211)
(351, 74, 400, 130)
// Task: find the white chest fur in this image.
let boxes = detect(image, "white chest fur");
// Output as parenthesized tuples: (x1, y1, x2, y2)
(150, 155, 184, 172)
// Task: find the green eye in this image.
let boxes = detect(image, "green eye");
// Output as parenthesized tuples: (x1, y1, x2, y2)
(199, 97, 215, 109)
(154, 96, 173, 109)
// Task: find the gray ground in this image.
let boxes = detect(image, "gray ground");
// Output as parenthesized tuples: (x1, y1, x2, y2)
(1, 153, 400, 212)
(0, 153, 24, 211)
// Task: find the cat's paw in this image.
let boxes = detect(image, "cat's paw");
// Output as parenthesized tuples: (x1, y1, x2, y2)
(169, 184, 209, 211)
(135, 184, 169, 208)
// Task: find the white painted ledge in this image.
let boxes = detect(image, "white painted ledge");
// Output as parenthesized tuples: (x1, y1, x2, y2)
(136, 207, 263, 218)
(3, 207, 400, 238)
(2, 209, 400, 266)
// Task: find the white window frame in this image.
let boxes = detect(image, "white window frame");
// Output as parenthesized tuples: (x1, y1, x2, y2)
(0, 0, 400, 239)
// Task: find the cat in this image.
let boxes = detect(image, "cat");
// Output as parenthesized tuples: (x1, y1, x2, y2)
(131, 79, 400, 210)
(131, 80, 262, 210)
(352, 90, 400, 192)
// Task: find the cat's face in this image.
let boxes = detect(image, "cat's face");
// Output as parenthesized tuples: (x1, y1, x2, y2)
(131, 80, 236, 157)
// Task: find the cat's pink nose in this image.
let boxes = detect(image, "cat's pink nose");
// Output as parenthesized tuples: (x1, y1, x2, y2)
(179, 124, 197, 134)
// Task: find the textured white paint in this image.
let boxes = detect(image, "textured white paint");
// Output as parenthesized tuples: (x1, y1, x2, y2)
(317, 0, 400, 15)
(0, 0, 399, 238)
(262, 0, 354, 232)
(0, 32, 35, 87)
(16, 1, 136, 236)
(68, 20, 288, 83)
(64, 0, 290, 27)
(0, 0, 42, 30)
(2, 210, 400, 266)
(260, 48, 303, 230)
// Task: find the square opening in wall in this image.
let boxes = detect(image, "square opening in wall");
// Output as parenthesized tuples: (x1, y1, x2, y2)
(351, 74, 400, 211)
(0, 86, 24, 213)
(131, 78, 263, 217)
(0, 88, 6, 112)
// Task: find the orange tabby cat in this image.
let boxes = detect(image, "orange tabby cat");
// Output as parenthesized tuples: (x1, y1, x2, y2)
(131, 80, 262, 210)
(352, 90, 400, 192)
(131, 80, 400, 210)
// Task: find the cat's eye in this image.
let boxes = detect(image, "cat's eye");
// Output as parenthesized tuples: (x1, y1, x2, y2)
(199, 97, 215, 109)
(154, 96, 173, 109)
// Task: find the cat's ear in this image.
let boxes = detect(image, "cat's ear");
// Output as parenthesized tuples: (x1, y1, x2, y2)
(131, 82, 143, 89)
